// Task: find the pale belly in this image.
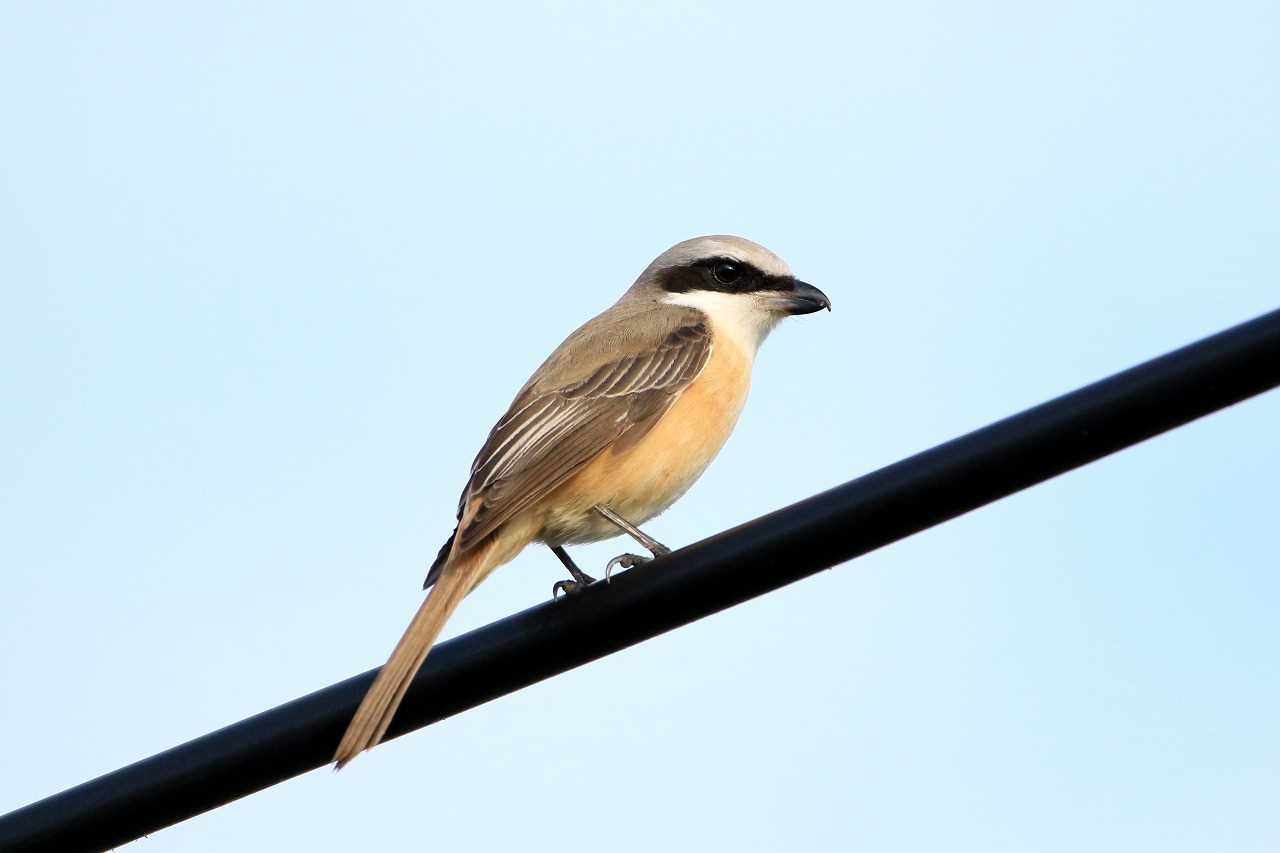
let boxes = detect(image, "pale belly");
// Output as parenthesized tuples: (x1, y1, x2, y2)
(537, 336, 752, 546)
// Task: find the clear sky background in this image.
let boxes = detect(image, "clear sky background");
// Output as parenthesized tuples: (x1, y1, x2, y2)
(2, 2, 1278, 851)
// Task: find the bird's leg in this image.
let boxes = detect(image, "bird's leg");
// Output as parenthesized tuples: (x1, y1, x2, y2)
(593, 504, 671, 555)
(550, 545, 596, 598)
(592, 504, 672, 581)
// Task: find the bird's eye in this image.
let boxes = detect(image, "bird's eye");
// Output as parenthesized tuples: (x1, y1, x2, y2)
(713, 262, 741, 284)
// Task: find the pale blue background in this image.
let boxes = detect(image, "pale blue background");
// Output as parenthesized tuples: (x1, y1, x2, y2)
(2, 3, 1278, 851)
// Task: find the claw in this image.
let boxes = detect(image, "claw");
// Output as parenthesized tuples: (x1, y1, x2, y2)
(605, 553, 651, 582)
(553, 579, 578, 599)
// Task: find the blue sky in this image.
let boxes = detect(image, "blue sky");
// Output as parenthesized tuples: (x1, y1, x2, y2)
(2, 2, 1278, 850)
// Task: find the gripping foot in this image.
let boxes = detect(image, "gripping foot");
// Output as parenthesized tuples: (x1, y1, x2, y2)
(605, 552, 653, 582)
(550, 545, 596, 599)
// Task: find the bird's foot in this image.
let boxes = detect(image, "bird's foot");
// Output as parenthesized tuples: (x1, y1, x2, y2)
(552, 573, 597, 599)
(605, 552, 652, 582)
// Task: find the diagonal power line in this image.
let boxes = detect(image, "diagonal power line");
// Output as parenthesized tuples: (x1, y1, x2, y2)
(3, 307, 1279, 853)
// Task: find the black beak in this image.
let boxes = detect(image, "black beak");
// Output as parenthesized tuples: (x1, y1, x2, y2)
(780, 280, 831, 315)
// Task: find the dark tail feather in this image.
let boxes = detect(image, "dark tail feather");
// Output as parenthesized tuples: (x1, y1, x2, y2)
(423, 527, 457, 590)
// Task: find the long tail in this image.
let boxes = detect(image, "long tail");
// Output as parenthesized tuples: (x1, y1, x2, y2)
(333, 544, 490, 768)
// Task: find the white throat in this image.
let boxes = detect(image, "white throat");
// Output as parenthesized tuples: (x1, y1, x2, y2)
(663, 291, 781, 357)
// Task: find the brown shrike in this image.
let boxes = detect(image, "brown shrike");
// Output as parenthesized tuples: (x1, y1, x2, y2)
(334, 235, 830, 767)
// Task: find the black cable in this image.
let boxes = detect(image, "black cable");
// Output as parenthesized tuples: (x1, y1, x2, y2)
(3, 307, 1278, 853)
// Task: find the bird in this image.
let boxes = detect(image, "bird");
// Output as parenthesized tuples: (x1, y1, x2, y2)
(333, 234, 830, 767)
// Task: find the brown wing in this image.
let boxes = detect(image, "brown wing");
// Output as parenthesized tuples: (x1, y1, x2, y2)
(454, 304, 711, 554)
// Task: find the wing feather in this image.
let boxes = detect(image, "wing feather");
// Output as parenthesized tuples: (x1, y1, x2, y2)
(452, 305, 711, 551)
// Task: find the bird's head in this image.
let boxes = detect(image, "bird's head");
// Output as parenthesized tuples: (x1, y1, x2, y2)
(627, 235, 830, 354)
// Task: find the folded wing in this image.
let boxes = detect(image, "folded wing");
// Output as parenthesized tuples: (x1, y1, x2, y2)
(454, 304, 711, 554)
